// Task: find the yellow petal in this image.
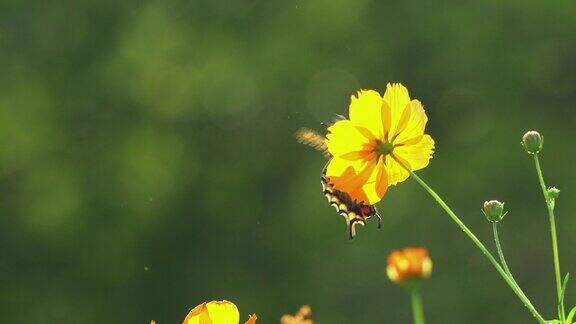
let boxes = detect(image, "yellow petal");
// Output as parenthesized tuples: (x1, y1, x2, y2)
(183, 302, 212, 324)
(393, 134, 435, 171)
(349, 90, 385, 139)
(391, 100, 428, 145)
(361, 155, 388, 204)
(384, 154, 409, 186)
(205, 301, 240, 324)
(326, 120, 374, 158)
(382, 83, 411, 140)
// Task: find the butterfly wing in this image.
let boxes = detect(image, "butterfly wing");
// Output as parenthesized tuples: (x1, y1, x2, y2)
(321, 167, 381, 239)
(295, 128, 330, 157)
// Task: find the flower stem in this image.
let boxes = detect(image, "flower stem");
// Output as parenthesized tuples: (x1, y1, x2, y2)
(492, 222, 512, 276)
(533, 153, 565, 321)
(402, 167, 545, 323)
(492, 222, 531, 302)
(411, 289, 426, 324)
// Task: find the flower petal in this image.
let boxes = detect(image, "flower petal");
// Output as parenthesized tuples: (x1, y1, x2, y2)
(361, 155, 388, 204)
(384, 154, 410, 186)
(349, 90, 385, 140)
(326, 156, 387, 205)
(183, 302, 212, 324)
(245, 314, 257, 324)
(382, 83, 412, 140)
(326, 157, 375, 203)
(205, 301, 240, 324)
(394, 134, 435, 171)
(386, 247, 432, 284)
(326, 120, 374, 159)
(392, 100, 428, 145)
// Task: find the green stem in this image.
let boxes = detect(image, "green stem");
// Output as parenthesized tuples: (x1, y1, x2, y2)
(492, 222, 532, 303)
(400, 165, 545, 323)
(493, 222, 512, 276)
(411, 288, 426, 324)
(534, 153, 565, 321)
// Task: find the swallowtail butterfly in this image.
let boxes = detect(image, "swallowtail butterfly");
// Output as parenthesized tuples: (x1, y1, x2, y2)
(296, 127, 381, 239)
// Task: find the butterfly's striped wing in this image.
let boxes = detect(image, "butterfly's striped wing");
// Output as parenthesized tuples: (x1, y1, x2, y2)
(321, 168, 381, 239)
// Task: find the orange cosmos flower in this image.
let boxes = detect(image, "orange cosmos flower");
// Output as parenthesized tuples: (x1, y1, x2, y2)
(386, 247, 433, 285)
(183, 300, 256, 324)
(325, 83, 434, 205)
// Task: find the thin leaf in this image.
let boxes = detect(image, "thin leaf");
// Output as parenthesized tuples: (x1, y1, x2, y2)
(565, 305, 576, 324)
(561, 273, 570, 305)
(560, 272, 571, 321)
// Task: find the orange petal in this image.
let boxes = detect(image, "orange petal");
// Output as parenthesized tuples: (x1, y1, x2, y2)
(245, 314, 257, 324)
(386, 247, 433, 284)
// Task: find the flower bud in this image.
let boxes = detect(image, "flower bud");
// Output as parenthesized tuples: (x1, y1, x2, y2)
(483, 200, 506, 222)
(547, 187, 560, 199)
(386, 247, 432, 286)
(522, 131, 543, 154)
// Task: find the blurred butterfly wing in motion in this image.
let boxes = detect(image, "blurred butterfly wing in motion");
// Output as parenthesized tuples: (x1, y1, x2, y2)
(321, 168, 381, 239)
(295, 127, 381, 239)
(295, 128, 330, 157)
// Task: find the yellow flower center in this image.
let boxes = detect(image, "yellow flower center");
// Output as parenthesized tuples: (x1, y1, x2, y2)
(376, 141, 394, 155)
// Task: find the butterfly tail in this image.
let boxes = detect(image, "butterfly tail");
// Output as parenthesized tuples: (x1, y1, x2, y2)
(374, 207, 382, 229)
(347, 218, 366, 240)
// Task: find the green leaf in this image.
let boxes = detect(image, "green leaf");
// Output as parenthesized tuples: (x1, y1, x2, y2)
(565, 305, 576, 324)
(559, 273, 571, 322)
(560, 273, 570, 305)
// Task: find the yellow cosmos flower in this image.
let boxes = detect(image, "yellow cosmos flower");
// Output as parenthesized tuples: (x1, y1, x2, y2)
(183, 300, 257, 324)
(325, 83, 435, 205)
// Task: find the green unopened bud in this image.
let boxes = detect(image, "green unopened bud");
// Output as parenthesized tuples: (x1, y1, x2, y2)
(522, 131, 543, 154)
(547, 187, 560, 199)
(482, 200, 506, 222)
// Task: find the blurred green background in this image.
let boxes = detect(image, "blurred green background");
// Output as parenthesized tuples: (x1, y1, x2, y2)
(1, 0, 575, 323)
